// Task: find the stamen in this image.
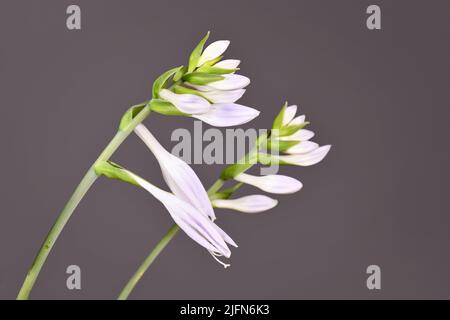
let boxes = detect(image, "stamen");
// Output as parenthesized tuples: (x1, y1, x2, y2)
(209, 251, 230, 268)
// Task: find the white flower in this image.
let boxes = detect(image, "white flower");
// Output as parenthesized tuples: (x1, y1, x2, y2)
(234, 173, 303, 194)
(279, 129, 315, 142)
(158, 88, 259, 127)
(212, 195, 278, 213)
(128, 172, 234, 258)
(284, 140, 318, 154)
(197, 40, 230, 67)
(272, 104, 331, 158)
(159, 89, 210, 114)
(282, 105, 298, 126)
(134, 124, 238, 266)
(200, 89, 246, 103)
(193, 103, 260, 127)
(134, 124, 215, 220)
(214, 59, 241, 69)
(278, 145, 331, 166)
(157, 37, 258, 128)
(187, 74, 250, 91)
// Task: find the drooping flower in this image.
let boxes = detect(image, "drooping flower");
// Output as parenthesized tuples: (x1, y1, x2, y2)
(212, 195, 278, 213)
(134, 124, 215, 220)
(128, 171, 235, 258)
(134, 124, 238, 266)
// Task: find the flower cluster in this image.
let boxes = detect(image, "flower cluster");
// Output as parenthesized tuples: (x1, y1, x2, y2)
(98, 37, 331, 267)
(211, 104, 330, 215)
(18, 31, 332, 300)
(269, 103, 331, 166)
(149, 32, 260, 127)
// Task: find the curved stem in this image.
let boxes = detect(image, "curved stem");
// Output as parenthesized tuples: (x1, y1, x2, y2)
(118, 224, 180, 300)
(17, 104, 151, 300)
(17, 167, 97, 299)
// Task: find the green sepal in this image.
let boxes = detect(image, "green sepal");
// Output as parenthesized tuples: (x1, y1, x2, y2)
(119, 102, 148, 131)
(220, 154, 257, 180)
(278, 122, 308, 137)
(188, 31, 210, 73)
(272, 102, 288, 130)
(94, 161, 140, 187)
(209, 183, 243, 201)
(182, 72, 224, 85)
(172, 85, 212, 102)
(202, 55, 223, 67)
(173, 66, 187, 82)
(152, 66, 183, 98)
(172, 85, 202, 96)
(196, 66, 238, 74)
(266, 139, 300, 153)
(149, 99, 190, 116)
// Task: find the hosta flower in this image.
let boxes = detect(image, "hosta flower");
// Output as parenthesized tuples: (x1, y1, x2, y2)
(151, 32, 259, 127)
(134, 124, 237, 265)
(277, 145, 331, 166)
(234, 173, 303, 194)
(270, 103, 331, 166)
(128, 172, 234, 259)
(212, 195, 278, 213)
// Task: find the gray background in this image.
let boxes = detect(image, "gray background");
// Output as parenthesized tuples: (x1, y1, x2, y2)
(0, 0, 449, 299)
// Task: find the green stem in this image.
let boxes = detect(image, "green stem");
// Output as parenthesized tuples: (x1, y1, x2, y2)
(17, 103, 151, 300)
(117, 224, 180, 300)
(207, 178, 225, 196)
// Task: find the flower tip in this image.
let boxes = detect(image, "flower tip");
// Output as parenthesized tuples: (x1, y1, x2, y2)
(322, 144, 332, 154)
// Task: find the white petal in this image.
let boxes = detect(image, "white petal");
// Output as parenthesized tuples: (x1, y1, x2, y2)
(197, 40, 230, 66)
(289, 114, 306, 126)
(234, 173, 303, 194)
(282, 105, 297, 126)
(200, 89, 246, 103)
(279, 129, 315, 141)
(285, 141, 319, 154)
(207, 74, 250, 90)
(185, 83, 215, 92)
(128, 172, 231, 257)
(213, 195, 278, 213)
(134, 124, 216, 220)
(192, 103, 259, 127)
(279, 145, 331, 166)
(214, 59, 241, 69)
(159, 89, 210, 114)
(212, 224, 238, 248)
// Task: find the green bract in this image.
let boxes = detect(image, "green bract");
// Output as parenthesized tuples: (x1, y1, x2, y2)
(182, 72, 224, 85)
(265, 139, 300, 153)
(220, 161, 254, 181)
(196, 66, 237, 74)
(272, 102, 288, 130)
(173, 66, 187, 82)
(119, 102, 148, 131)
(94, 161, 140, 187)
(201, 55, 223, 67)
(278, 123, 308, 137)
(152, 66, 183, 98)
(188, 31, 210, 73)
(149, 99, 189, 116)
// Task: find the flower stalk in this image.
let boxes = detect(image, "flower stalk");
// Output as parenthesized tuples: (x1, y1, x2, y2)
(17, 102, 151, 300)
